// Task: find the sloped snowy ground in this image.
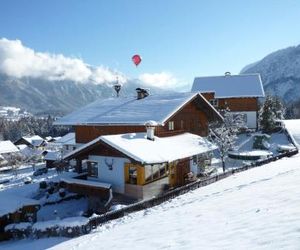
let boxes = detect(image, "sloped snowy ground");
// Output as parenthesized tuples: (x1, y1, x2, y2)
(0, 164, 57, 191)
(283, 119, 300, 147)
(1, 153, 300, 250)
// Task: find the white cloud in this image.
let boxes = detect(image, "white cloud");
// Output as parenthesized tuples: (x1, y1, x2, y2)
(0, 38, 125, 84)
(138, 72, 181, 89)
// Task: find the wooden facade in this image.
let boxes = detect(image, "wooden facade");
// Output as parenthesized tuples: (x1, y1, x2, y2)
(201, 92, 259, 112)
(156, 100, 209, 137)
(217, 97, 258, 111)
(75, 125, 146, 144)
(75, 96, 216, 143)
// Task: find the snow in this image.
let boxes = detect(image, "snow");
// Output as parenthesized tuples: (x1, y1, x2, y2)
(67, 132, 217, 164)
(33, 216, 89, 231)
(5, 222, 31, 231)
(44, 151, 60, 161)
(3, 153, 295, 249)
(16, 144, 33, 157)
(277, 144, 296, 151)
(37, 198, 88, 221)
(282, 119, 300, 147)
(61, 177, 112, 189)
(229, 150, 273, 157)
(54, 92, 221, 126)
(0, 193, 39, 217)
(0, 238, 67, 250)
(55, 133, 75, 145)
(21, 135, 45, 147)
(1, 153, 300, 249)
(0, 140, 19, 154)
(191, 73, 265, 98)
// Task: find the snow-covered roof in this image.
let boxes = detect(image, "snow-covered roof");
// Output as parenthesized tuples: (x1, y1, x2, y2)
(0, 194, 39, 217)
(55, 132, 75, 145)
(44, 151, 60, 161)
(61, 177, 111, 189)
(65, 132, 217, 164)
(55, 92, 221, 126)
(0, 140, 19, 154)
(191, 74, 265, 98)
(22, 135, 45, 147)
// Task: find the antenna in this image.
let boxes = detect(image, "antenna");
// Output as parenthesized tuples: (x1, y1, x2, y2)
(113, 76, 121, 97)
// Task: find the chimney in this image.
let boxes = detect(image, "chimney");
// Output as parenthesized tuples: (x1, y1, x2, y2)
(136, 88, 149, 100)
(145, 120, 157, 141)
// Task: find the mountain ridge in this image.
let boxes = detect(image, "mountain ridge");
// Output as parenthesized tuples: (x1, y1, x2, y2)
(0, 74, 167, 116)
(241, 45, 300, 105)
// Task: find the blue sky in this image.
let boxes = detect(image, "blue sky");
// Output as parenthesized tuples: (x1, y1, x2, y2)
(1, 0, 300, 89)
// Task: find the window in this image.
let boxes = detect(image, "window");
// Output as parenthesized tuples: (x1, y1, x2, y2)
(87, 161, 98, 177)
(144, 163, 168, 183)
(192, 153, 212, 172)
(72, 146, 76, 151)
(209, 99, 218, 107)
(168, 121, 174, 130)
(128, 166, 137, 184)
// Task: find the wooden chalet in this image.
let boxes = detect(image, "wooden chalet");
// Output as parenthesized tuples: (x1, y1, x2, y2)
(55, 91, 223, 143)
(192, 73, 265, 129)
(14, 135, 46, 149)
(54, 90, 222, 201)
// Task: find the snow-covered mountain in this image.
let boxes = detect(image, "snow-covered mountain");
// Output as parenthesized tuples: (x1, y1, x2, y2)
(241, 45, 300, 105)
(0, 74, 167, 116)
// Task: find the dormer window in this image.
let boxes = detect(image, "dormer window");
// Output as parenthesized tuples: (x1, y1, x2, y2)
(209, 99, 218, 107)
(168, 121, 174, 130)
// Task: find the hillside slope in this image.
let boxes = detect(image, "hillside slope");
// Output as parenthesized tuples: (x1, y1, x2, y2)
(53, 155, 300, 249)
(2, 152, 300, 249)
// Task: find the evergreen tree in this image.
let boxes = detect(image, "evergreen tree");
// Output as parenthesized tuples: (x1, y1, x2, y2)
(259, 95, 285, 133)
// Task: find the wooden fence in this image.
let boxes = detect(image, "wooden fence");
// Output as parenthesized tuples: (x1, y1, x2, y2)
(5, 148, 298, 240)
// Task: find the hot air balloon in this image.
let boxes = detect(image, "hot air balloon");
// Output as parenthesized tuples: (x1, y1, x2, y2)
(132, 54, 142, 67)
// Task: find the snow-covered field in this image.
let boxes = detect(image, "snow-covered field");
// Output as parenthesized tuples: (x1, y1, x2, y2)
(1, 153, 300, 250)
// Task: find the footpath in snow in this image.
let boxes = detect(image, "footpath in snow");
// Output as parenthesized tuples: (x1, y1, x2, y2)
(1, 153, 300, 250)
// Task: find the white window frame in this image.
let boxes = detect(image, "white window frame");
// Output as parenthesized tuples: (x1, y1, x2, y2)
(209, 99, 219, 107)
(168, 121, 174, 130)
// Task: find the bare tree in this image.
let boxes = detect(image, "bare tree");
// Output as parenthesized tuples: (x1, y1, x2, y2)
(208, 109, 247, 172)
